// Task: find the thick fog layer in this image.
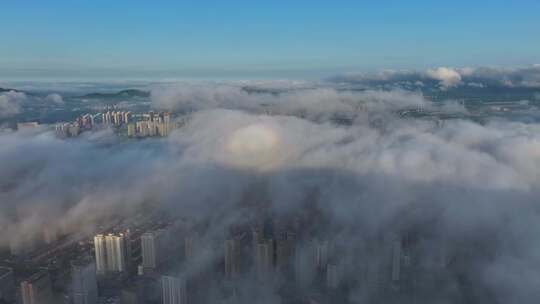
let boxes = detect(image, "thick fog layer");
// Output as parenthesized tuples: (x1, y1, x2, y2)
(1, 82, 540, 303)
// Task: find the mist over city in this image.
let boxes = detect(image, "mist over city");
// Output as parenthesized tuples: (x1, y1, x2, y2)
(1, 1, 540, 304)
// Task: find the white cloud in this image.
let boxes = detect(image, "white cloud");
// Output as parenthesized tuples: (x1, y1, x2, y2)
(0, 91, 26, 118)
(426, 67, 462, 88)
(45, 93, 64, 105)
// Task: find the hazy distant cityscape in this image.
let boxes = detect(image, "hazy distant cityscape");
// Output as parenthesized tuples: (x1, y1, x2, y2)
(54, 111, 183, 138)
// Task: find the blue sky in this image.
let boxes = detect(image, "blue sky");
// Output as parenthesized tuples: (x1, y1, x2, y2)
(1, 0, 539, 79)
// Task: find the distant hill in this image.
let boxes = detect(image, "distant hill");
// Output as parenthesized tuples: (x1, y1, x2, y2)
(241, 86, 283, 95)
(241, 86, 316, 95)
(80, 89, 150, 99)
(0, 87, 22, 93)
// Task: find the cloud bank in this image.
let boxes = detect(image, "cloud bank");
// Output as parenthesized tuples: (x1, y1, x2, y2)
(151, 83, 441, 122)
(330, 65, 540, 90)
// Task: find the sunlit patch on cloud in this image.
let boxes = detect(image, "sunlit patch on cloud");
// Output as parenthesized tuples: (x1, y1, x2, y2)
(225, 123, 281, 170)
(426, 67, 462, 88)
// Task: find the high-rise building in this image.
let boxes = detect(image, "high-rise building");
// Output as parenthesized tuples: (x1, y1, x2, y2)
(94, 233, 129, 274)
(364, 257, 385, 293)
(158, 123, 166, 137)
(71, 256, 98, 304)
(141, 229, 168, 270)
(0, 267, 15, 303)
(184, 233, 198, 261)
(163, 112, 172, 136)
(124, 112, 131, 124)
(113, 112, 121, 125)
(106, 234, 127, 272)
(148, 121, 157, 136)
(316, 240, 330, 270)
(94, 235, 107, 274)
(251, 228, 263, 259)
(391, 239, 402, 282)
(20, 271, 53, 304)
(294, 241, 317, 290)
(163, 112, 171, 125)
(275, 232, 296, 273)
(224, 239, 239, 279)
(127, 112, 178, 138)
(81, 114, 93, 129)
(127, 124, 136, 137)
(326, 263, 342, 290)
(120, 288, 139, 304)
(136, 121, 147, 137)
(255, 240, 274, 280)
(103, 111, 112, 124)
(161, 275, 187, 304)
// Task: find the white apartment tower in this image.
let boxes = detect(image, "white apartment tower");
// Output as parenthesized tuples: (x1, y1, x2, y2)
(20, 271, 53, 304)
(94, 235, 107, 274)
(94, 232, 129, 274)
(141, 229, 167, 270)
